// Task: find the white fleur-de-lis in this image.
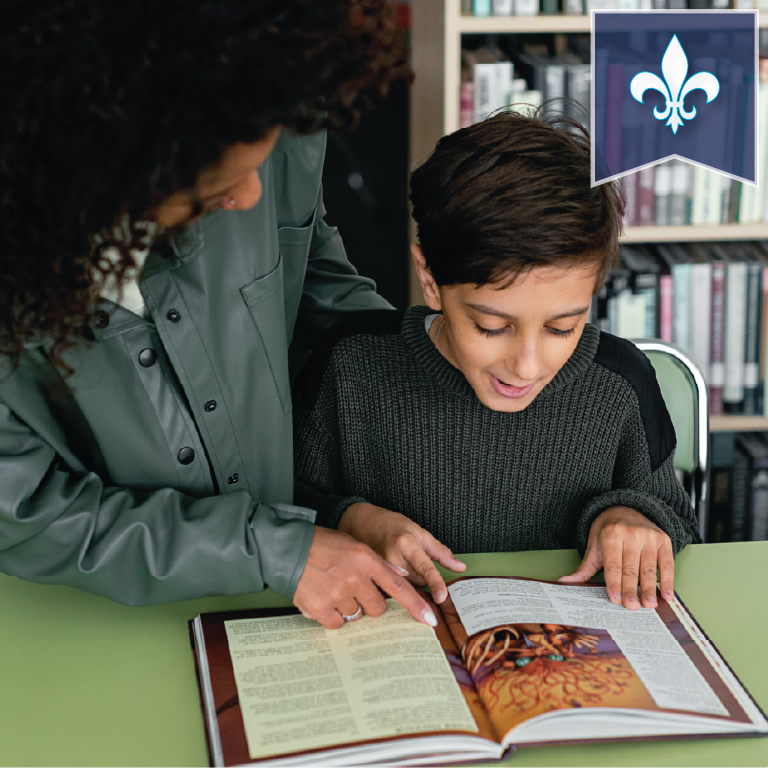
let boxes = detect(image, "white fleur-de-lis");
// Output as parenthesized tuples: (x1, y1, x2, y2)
(630, 35, 720, 134)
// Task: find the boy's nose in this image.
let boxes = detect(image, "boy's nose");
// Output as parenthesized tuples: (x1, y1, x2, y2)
(510, 340, 540, 382)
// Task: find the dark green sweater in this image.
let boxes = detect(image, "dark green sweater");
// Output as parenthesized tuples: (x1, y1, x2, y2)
(293, 306, 700, 555)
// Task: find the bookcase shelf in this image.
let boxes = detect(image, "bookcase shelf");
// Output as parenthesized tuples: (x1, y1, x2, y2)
(458, 13, 592, 33)
(621, 223, 768, 243)
(457, 11, 768, 35)
(710, 415, 768, 432)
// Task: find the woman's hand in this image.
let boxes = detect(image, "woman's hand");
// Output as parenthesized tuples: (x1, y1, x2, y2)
(339, 502, 466, 604)
(293, 526, 439, 630)
(557, 505, 674, 610)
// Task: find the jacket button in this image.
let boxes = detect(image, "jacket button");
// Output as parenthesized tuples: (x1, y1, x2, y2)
(167, 309, 181, 323)
(95, 310, 110, 329)
(178, 447, 195, 465)
(204, 400, 217, 412)
(138, 348, 157, 367)
(228, 473, 239, 484)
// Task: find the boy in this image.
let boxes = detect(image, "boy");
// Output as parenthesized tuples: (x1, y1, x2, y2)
(293, 111, 699, 620)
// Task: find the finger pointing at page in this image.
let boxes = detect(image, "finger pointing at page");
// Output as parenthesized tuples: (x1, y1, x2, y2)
(293, 526, 438, 630)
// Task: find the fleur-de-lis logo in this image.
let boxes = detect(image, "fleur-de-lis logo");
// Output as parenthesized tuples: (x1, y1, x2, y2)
(630, 35, 720, 134)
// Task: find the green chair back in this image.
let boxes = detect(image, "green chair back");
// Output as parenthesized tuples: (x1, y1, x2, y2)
(634, 340, 709, 540)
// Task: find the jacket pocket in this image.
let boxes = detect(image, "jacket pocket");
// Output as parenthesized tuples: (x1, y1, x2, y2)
(278, 209, 317, 340)
(241, 254, 292, 415)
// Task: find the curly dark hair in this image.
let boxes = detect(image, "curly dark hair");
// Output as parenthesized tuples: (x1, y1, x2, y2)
(410, 107, 624, 291)
(0, 0, 410, 365)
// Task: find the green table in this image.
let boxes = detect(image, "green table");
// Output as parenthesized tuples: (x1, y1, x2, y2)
(1, 542, 766, 767)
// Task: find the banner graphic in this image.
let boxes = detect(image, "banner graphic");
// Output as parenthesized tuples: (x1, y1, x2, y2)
(592, 11, 757, 186)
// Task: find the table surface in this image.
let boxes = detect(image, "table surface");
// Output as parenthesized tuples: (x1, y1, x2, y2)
(1, 542, 766, 767)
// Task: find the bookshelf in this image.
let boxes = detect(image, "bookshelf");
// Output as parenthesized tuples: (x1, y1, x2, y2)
(409, 1, 768, 436)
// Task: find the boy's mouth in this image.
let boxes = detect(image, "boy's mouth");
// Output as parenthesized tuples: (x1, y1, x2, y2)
(489, 374, 535, 399)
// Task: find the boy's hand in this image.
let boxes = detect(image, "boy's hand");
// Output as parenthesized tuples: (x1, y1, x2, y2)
(557, 505, 674, 610)
(293, 526, 439, 630)
(339, 502, 466, 604)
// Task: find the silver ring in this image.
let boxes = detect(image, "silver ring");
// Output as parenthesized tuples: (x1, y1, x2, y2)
(341, 603, 363, 622)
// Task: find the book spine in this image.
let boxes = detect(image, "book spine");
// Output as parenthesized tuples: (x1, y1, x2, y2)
(691, 166, 708, 225)
(623, 173, 638, 228)
(638, 167, 655, 225)
(669, 160, 688, 226)
(654, 163, 672, 226)
(689, 263, 711, 384)
(743, 261, 764, 415)
(708, 465, 732, 542)
(462, 0, 474, 13)
(724, 262, 748, 412)
(731, 448, 749, 542)
(473, 0, 493, 15)
(710, 262, 726, 416)
(541, 0, 559, 13)
(515, 0, 539, 14)
(564, 0, 584, 12)
(473, 63, 496, 123)
(672, 263, 691, 354)
(749, 460, 768, 540)
(492, 0, 514, 13)
(494, 61, 513, 112)
(762, 267, 768, 418)
(460, 82, 475, 128)
(660, 274, 673, 342)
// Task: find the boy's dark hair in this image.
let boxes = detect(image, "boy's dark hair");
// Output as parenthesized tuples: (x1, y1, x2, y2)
(409, 109, 624, 290)
(0, 0, 409, 366)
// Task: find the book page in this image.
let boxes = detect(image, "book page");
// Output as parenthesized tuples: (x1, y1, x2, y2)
(448, 578, 728, 718)
(224, 600, 478, 761)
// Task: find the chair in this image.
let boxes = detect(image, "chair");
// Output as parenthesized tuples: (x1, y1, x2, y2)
(632, 340, 709, 542)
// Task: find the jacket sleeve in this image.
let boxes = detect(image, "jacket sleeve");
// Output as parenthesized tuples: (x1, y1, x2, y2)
(0, 402, 317, 605)
(576, 405, 701, 555)
(292, 352, 367, 528)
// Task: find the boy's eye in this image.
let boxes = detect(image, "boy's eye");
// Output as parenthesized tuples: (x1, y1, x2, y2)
(475, 323, 506, 337)
(548, 327, 575, 337)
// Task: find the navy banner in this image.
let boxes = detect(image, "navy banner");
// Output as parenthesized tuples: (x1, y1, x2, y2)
(592, 11, 757, 186)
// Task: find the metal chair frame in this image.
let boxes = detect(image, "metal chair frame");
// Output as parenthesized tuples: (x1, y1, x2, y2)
(632, 339, 709, 542)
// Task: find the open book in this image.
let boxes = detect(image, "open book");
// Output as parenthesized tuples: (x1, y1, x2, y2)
(189, 577, 768, 766)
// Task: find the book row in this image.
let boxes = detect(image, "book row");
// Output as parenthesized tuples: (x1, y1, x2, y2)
(463, 0, 760, 15)
(591, 241, 768, 418)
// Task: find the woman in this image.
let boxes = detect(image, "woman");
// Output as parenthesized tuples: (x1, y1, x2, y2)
(0, 0, 438, 629)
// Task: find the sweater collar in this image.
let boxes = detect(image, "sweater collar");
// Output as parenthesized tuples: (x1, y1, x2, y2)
(402, 304, 600, 404)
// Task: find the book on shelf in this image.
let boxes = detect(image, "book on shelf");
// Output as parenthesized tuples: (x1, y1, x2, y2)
(190, 577, 768, 767)
(709, 247, 728, 416)
(723, 244, 748, 414)
(708, 432, 736, 542)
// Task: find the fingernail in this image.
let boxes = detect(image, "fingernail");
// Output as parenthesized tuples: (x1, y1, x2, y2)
(388, 563, 409, 577)
(612, 593, 621, 603)
(646, 596, 657, 607)
(422, 608, 438, 627)
(628, 597, 639, 606)
(435, 589, 447, 603)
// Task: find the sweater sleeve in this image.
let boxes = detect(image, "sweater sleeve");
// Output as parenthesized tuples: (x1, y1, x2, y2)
(293, 353, 366, 529)
(576, 406, 701, 555)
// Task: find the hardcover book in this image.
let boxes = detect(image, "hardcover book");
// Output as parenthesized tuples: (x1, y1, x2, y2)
(190, 577, 768, 767)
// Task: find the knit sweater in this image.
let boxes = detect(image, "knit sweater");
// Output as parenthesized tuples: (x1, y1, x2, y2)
(293, 305, 700, 555)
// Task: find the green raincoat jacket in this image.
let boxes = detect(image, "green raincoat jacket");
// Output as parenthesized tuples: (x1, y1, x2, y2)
(0, 131, 391, 604)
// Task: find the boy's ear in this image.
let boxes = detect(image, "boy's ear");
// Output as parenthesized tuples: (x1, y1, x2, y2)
(411, 243, 442, 311)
